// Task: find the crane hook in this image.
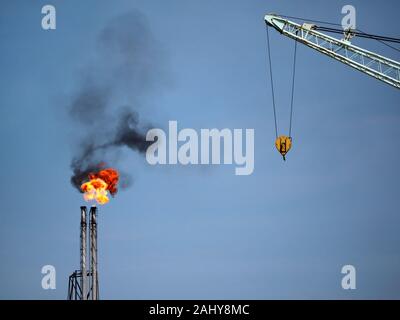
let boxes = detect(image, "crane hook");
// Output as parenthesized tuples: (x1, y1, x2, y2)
(275, 136, 292, 161)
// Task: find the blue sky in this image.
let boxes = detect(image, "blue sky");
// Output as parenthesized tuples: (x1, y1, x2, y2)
(0, 0, 399, 299)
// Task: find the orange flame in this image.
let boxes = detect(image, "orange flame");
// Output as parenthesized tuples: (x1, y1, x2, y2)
(80, 168, 119, 205)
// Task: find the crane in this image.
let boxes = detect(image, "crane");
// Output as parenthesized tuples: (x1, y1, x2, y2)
(264, 14, 400, 89)
(264, 14, 400, 160)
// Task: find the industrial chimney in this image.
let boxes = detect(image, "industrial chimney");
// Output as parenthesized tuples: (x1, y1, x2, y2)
(80, 206, 87, 300)
(89, 206, 99, 300)
(68, 206, 99, 300)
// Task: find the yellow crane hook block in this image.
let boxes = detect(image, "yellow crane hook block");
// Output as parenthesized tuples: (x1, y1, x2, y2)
(275, 136, 292, 161)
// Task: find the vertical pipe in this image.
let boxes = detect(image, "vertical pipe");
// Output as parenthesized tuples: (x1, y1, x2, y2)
(90, 206, 98, 300)
(80, 206, 87, 300)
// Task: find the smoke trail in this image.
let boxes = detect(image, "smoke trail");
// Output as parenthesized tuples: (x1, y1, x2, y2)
(68, 10, 166, 192)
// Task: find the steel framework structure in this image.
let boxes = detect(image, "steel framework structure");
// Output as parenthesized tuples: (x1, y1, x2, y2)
(264, 14, 400, 89)
(68, 206, 99, 300)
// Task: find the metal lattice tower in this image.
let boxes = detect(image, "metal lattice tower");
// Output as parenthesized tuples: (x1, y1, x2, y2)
(264, 14, 400, 89)
(68, 206, 99, 300)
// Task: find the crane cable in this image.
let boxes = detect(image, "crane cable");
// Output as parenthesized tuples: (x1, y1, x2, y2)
(277, 14, 342, 27)
(289, 37, 297, 138)
(277, 14, 400, 53)
(265, 25, 278, 139)
(265, 26, 298, 141)
(315, 26, 400, 43)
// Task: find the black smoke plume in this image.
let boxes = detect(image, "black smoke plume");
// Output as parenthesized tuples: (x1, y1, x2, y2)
(68, 11, 166, 192)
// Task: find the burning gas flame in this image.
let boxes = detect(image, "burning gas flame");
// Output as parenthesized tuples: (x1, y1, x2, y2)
(80, 168, 119, 205)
